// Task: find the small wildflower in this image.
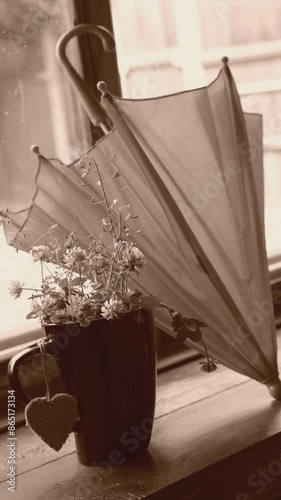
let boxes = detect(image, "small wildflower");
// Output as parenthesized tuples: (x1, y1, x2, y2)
(0, 207, 11, 225)
(48, 295, 67, 311)
(101, 298, 128, 321)
(47, 224, 58, 233)
(64, 247, 87, 268)
(64, 231, 77, 249)
(92, 254, 109, 272)
(78, 298, 101, 317)
(50, 312, 69, 324)
(30, 296, 55, 319)
(8, 280, 24, 299)
(77, 157, 93, 177)
(129, 245, 145, 263)
(120, 245, 146, 273)
(31, 245, 52, 262)
(77, 315, 92, 327)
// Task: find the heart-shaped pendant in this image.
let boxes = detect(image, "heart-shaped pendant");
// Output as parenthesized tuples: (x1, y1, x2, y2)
(25, 393, 79, 451)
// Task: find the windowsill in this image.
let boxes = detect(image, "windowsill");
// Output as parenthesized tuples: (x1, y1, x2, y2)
(0, 325, 42, 363)
(1, 334, 281, 499)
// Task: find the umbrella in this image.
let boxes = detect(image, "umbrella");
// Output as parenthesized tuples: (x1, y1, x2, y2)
(2, 24, 281, 399)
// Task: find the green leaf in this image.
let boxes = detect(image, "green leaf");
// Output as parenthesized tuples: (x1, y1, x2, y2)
(60, 278, 68, 290)
(70, 277, 86, 286)
(138, 296, 161, 310)
(191, 318, 207, 328)
(176, 328, 190, 344)
(116, 291, 131, 304)
(182, 317, 197, 331)
(171, 313, 183, 332)
(176, 327, 202, 344)
(26, 311, 38, 320)
(186, 328, 202, 343)
(129, 294, 142, 306)
(170, 313, 203, 344)
(129, 289, 142, 298)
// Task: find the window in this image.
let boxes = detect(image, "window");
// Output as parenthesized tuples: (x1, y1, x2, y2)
(0, 0, 92, 343)
(1, 0, 281, 347)
(111, 0, 281, 262)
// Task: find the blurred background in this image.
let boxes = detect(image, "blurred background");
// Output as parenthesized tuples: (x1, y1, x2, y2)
(0, 0, 281, 339)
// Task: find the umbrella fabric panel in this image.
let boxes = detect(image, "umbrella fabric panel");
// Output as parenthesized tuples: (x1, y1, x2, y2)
(243, 112, 277, 367)
(104, 68, 276, 369)
(92, 118, 276, 382)
(108, 75, 257, 326)
(219, 69, 276, 364)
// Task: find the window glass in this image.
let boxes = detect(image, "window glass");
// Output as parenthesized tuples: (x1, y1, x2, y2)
(0, 0, 91, 339)
(1, 0, 281, 341)
(111, 0, 281, 260)
(198, 0, 281, 49)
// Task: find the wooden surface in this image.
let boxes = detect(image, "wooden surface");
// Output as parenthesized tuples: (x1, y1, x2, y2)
(146, 432, 281, 499)
(1, 341, 281, 499)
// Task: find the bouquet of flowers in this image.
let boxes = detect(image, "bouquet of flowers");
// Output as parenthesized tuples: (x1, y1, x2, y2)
(4, 155, 217, 372)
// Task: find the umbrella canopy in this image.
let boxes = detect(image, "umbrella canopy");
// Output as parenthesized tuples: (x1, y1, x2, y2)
(2, 25, 281, 398)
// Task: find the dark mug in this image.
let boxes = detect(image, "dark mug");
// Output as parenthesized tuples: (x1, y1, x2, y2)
(8, 310, 157, 466)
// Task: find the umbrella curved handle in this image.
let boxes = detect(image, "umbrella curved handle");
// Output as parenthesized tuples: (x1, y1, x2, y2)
(56, 24, 115, 133)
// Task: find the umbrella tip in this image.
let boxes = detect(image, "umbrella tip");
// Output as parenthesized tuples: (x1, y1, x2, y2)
(221, 56, 229, 67)
(97, 81, 108, 97)
(266, 377, 281, 400)
(31, 144, 40, 155)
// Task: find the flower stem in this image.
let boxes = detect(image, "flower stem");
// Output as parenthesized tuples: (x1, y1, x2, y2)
(43, 263, 60, 285)
(22, 287, 43, 293)
(107, 241, 122, 300)
(79, 267, 84, 297)
(68, 262, 75, 320)
(124, 272, 129, 292)
(114, 272, 122, 292)
(201, 338, 210, 363)
(94, 160, 115, 242)
(129, 275, 174, 312)
(40, 261, 44, 287)
(25, 227, 55, 251)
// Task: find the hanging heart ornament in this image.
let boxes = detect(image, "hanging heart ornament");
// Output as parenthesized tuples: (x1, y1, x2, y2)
(25, 393, 79, 451)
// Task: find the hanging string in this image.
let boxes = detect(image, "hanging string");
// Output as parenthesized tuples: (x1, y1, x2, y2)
(38, 339, 51, 402)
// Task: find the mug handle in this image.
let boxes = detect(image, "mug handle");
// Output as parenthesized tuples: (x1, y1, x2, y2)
(8, 342, 82, 431)
(7, 343, 41, 405)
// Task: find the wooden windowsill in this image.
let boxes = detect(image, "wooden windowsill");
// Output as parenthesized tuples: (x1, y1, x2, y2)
(1, 337, 281, 499)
